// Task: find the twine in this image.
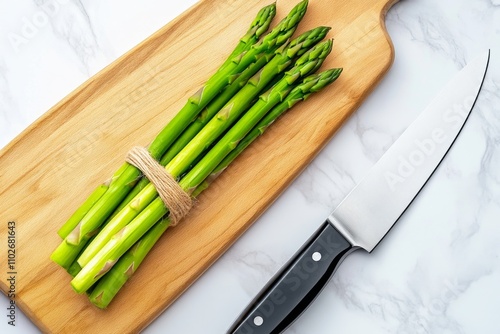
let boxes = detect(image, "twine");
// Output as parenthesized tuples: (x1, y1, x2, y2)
(126, 146, 193, 226)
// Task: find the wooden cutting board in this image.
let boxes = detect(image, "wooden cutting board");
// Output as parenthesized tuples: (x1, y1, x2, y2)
(0, 0, 399, 332)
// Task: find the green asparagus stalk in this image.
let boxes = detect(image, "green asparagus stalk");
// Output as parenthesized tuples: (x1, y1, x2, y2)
(57, 164, 128, 238)
(112, 26, 331, 215)
(58, 0, 306, 248)
(88, 69, 342, 308)
(75, 30, 328, 269)
(71, 39, 332, 293)
(57, 184, 107, 239)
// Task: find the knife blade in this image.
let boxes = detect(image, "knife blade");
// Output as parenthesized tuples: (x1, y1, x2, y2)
(227, 50, 490, 334)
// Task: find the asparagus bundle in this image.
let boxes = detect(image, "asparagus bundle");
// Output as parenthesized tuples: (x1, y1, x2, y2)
(75, 29, 332, 269)
(89, 69, 343, 308)
(51, 0, 344, 307)
(51, 24, 329, 271)
(51, 0, 306, 270)
(58, 0, 307, 244)
(57, 3, 278, 240)
(71, 39, 333, 293)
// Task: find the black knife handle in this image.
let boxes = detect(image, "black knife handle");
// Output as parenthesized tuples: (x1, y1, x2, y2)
(227, 221, 356, 334)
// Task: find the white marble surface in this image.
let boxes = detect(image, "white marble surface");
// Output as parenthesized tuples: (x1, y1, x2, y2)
(1, 0, 499, 333)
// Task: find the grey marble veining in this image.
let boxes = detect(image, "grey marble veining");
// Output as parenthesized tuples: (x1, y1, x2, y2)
(1, 0, 499, 333)
(32, 0, 103, 74)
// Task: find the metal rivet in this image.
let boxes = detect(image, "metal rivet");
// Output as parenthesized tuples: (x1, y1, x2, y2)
(312, 252, 322, 262)
(254, 316, 264, 326)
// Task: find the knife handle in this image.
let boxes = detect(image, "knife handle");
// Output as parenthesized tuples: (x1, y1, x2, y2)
(227, 221, 356, 334)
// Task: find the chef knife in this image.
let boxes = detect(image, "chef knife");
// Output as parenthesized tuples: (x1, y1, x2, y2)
(228, 50, 490, 334)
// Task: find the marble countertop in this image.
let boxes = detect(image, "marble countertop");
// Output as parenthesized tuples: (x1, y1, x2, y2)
(1, 0, 499, 333)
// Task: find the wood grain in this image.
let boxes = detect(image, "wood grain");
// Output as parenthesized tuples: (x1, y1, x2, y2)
(0, 0, 399, 332)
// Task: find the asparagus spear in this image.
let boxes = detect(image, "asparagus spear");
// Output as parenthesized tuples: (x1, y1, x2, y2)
(57, 164, 128, 238)
(76, 30, 329, 268)
(71, 40, 332, 293)
(58, 0, 305, 247)
(57, 184, 107, 239)
(88, 69, 343, 308)
(112, 26, 331, 215)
